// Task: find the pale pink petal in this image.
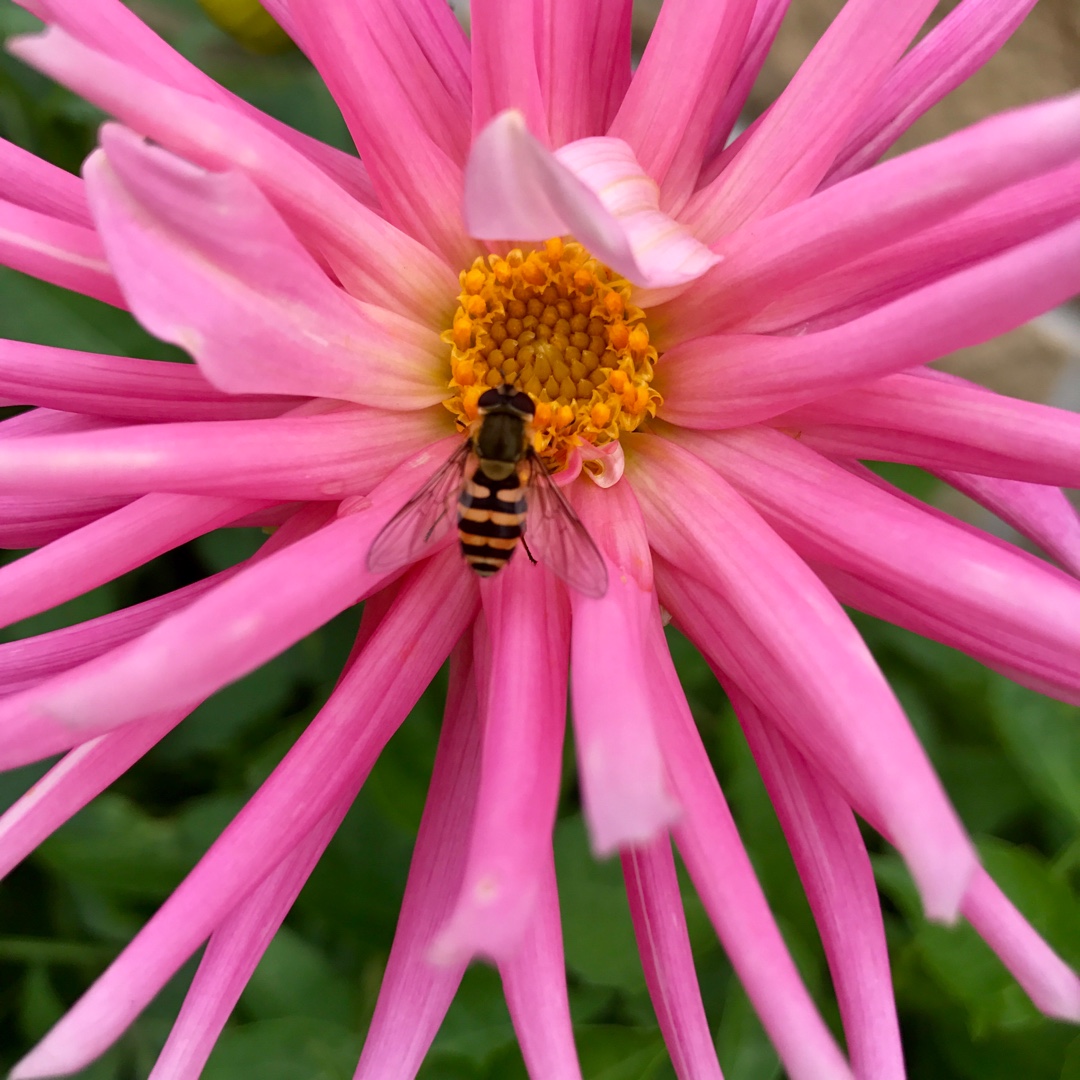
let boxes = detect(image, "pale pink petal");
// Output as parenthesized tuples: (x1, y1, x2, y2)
(0, 493, 265, 630)
(630, 437, 977, 920)
(569, 480, 679, 854)
(0, 408, 116, 438)
(935, 471, 1080, 577)
(355, 640, 480, 1080)
(538, 0, 632, 145)
(641, 613, 854, 1080)
(0, 198, 124, 307)
(497, 852, 583, 1080)
(0, 493, 129, 550)
(10, 553, 477, 1080)
(287, 0, 472, 264)
(84, 128, 447, 409)
(9, 29, 456, 320)
(826, 0, 1041, 185)
(432, 558, 570, 964)
(466, 113, 719, 288)
(0, 339, 299, 422)
(621, 838, 723, 1080)
(0, 406, 450, 501)
(609, 0, 754, 209)
(734, 692, 904, 1080)
(657, 217, 1080, 429)
(671, 425, 1080, 717)
(781, 371, 1080, 488)
(471, 0, 547, 143)
(0, 134, 91, 227)
(14, 0, 377, 206)
(962, 868, 1080, 1022)
(681, 0, 939, 241)
(656, 92, 1080, 347)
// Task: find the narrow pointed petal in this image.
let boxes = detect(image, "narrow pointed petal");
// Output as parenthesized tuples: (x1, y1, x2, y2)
(734, 693, 905, 1080)
(0, 198, 124, 307)
(782, 371, 1080, 489)
(657, 218, 1080, 429)
(0, 493, 129, 550)
(0, 339, 298, 422)
(0, 493, 265, 630)
(641, 615, 854, 1080)
(497, 853, 583, 1080)
(570, 480, 679, 854)
(656, 92, 1080, 347)
(471, 0, 547, 143)
(150, 797, 352, 1080)
(10, 555, 477, 1080)
(0, 135, 91, 226)
(9, 29, 455, 320)
(466, 114, 719, 288)
(631, 437, 976, 920)
(0, 406, 450, 501)
(355, 641, 480, 1080)
(84, 127, 446, 409)
(287, 0, 472, 264)
(432, 559, 569, 964)
(621, 838, 724, 1080)
(538, 0, 632, 145)
(827, 0, 1040, 185)
(0, 408, 115, 439)
(608, 0, 754, 207)
(682, 0, 939, 241)
(962, 868, 1080, 1022)
(935, 471, 1080, 577)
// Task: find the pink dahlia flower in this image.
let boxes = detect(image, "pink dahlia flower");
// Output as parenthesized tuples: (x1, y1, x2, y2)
(1, 0, 1079, 1076)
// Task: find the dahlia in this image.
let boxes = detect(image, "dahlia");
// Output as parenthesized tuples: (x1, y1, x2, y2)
(0, 0, 1078, 1077)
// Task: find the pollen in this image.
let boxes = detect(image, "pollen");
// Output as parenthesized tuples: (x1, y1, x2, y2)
(442, 240, 661, 467)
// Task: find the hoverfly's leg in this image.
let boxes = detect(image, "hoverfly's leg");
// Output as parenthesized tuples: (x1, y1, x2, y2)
(521, 535, 538, 565)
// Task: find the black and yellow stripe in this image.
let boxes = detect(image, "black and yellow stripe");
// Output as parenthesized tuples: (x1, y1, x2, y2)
(457, 463, 528, 576)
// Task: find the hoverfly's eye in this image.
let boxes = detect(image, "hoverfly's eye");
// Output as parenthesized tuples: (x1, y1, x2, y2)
(476, 388, 502, 410)
(511, 391, 536, 417)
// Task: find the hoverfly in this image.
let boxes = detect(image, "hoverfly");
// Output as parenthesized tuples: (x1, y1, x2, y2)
(367, 385, 608, 597)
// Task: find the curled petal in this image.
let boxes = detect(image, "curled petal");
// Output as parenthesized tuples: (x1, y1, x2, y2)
(84, 126, 446, 409)
(0, 134, 91, 226)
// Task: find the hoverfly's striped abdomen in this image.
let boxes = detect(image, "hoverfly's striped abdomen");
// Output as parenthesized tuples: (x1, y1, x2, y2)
(457, 460, 528, 577)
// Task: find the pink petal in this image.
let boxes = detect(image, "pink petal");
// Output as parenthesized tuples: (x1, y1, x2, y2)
(569, 480, 679, 854)
(0, 408, 116, 438)
(734, 692, 904, 1080)
(471, 0, 547, 144)
(783, 371, 1080, 489)
(9, 29, 455, 321)
(465, 113, 719, 288)
(0, 338, 299, 422)
(0, 197, 124, 307)
(432, 558, 570, 964)
(286, 0, 473, 264)
(0, 493, 129, 550)
(621, 838, 723, 1080)
(631, 436, 976, 920)
(826, 0, 1041, 185)
(0, 406, 450, 501)
(681, 0, 939, 241)
(0, 493, 266, 631)
(355, 640, 479, 1080)
(497, 852, 583, 1080)
(0, 134, 91, 227)
(641, 613, 854, 1080)
(657, 92, 1080, 347)
(14, 0, 377, 206)
(607, 0, 755, 208)
(935, 471, 1080, 577)
(538, 0, 632, 145)
(657, 217, 1080, 429)
(84, 127, 447, 409)
(11, 553, 478, 1080)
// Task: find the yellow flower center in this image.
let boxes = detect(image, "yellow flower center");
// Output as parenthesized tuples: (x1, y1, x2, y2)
(442, 237, 660, 468)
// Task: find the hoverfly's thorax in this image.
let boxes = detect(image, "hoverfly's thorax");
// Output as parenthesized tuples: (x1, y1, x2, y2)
(475, 410, 528, 465)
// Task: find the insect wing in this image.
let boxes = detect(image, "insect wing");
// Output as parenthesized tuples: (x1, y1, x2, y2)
(366, 443, 469, 574)
(525, 454, 609, 597)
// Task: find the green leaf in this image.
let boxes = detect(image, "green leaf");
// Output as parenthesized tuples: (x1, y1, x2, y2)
(202, 1017, 361, 1080)
(715, 976, 781, 1080)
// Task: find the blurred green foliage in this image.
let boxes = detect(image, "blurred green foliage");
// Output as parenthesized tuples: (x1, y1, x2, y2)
(0, 1, 1078, 1076)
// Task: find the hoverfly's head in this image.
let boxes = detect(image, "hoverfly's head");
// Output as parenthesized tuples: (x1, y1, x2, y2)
(477, 384, 536, 421)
